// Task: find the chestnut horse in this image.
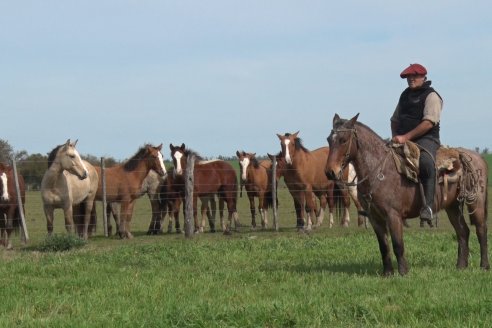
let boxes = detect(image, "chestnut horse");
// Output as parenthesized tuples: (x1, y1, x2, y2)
(236, 151, 275, 229)
(325, 113, 489, 275)
(268, 150, 366, 227)
(41, 140, 99, 240)
(94, 144, 167, 239)
(170, 143, 238, 233)
(0, 162, 26, 249)
(277, 132, 353, 230)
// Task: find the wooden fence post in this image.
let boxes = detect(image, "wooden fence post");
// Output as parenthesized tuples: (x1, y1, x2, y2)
(11, 158, 29, 243)
(272, 155, 279, 231)
(101, 157, 108, 237)
(184, 154, 195, 238)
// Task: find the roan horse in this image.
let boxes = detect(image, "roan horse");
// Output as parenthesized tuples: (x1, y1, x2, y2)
(325, 113, 489, 275)
(236, 151, 275, 229)
(0, 162, 26, 249)
(170, 143, 238, 234)
(277, 132, 356, 230)
(41, 140, 98, 240)
(94, 144, 167, 239)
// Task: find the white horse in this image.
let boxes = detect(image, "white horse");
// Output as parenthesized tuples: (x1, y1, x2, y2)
(41, 139, 99, 240)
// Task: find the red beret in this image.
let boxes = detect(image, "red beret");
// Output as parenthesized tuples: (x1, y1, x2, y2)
(400, 63, 427, 78)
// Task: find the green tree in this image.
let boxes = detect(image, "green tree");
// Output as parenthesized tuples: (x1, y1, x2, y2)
(0, 139, 13, 163)
(17, 153, 48, 190)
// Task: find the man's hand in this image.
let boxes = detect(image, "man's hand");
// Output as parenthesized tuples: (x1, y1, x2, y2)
(392, 135, 409, 144)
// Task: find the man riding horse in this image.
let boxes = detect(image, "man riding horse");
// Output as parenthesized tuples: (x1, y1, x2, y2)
(390, 63, 443, 226)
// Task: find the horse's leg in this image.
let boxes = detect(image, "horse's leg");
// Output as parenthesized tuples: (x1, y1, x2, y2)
(326, 187, 335, 228)
(371, 217, 394, 276)
(44, 205, 55, 236)
(316, 193, 327, 227)
(207, 196, 217, 232)
(119, 201, 135, 239)
(174, 198, 182, 233)
(445, 202, 470, 269)
(82, 197, 96, 240)
(63, 204, 75, 234)
(4, 207, 15, 249)
(341, 189, 351, 227)
(467, 201, 490, 270)
(349, 185, 367, 226)
(248, 193, 257, 229)
(304, 190, 316, 230)
(387, 211, 408, 276)
(259, 192, 267, 229)
(199, 197, 208, 233)
(147, 196, 163, 235)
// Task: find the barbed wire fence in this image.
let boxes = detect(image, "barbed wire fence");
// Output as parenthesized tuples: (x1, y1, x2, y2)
(3, 155, 363, 245)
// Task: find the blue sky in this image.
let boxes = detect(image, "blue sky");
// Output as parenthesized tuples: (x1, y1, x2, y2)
(2, 1, 491, 160)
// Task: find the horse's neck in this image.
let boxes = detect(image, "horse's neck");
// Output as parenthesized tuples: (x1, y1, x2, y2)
(43, 162, 65, 187)
(129, 161, 153, 182)
(353, 128, 392, 187)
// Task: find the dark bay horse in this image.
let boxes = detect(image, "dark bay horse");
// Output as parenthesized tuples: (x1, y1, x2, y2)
(94, 144, 167, 239)
(325, 113, 489, 275)
(41, 140, 99, 240)
(236, 151, 274, 229)
(0, 162, 26, 249)
(277, 132, 353, 230)
(170, 143, 238, 234)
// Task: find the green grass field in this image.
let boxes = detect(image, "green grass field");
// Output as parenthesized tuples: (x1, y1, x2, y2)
(1, 181, 491, 327)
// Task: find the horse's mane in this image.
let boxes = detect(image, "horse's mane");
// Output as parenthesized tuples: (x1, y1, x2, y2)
(183, 148, 204, 161)
(124, 144, 154, 171)
(285, 133, 309, 153)
(334, 118, 385, 145)
(47, 145, 63, 168)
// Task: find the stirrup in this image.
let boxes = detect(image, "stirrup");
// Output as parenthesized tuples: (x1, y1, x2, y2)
(419, 206, 434, 228)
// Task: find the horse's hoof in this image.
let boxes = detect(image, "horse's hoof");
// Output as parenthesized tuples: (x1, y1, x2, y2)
(223, 230, 232, 236)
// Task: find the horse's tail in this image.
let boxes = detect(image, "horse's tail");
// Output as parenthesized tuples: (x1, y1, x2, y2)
(265, 189, 274, 209)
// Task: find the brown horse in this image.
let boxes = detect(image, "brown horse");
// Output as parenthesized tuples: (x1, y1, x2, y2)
(0, 162, 26, 249)
(277, 132, 353, 230)
(236, 151, 274, 229)
(170, 143, 238, 233)
(325, 113, 489, 275)
(95, 144, 167, 239)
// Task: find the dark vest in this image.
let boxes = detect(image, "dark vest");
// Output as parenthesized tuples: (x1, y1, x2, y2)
(396, 81, 441, 142)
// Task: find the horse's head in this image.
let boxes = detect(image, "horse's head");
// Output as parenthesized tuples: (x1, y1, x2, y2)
(146, 144, 167, 177)
(236, 150, 256, 182)
(267, 152, 286, 181)
(276, 131, 300, 165)
(325, 113, 359, 181)
(170, 143, 186, 176)
(57, 139, 89, 180)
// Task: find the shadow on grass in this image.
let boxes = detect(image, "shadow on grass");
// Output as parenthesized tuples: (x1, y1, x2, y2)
(262, 260, 382, 277)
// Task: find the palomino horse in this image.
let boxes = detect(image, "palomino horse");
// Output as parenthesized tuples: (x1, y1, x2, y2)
(94, 144, 167, 239)
(277, 132, 353, 230)
(41, 140, 98, 240)
(325, 114, 489, 275)
(236, 151, 274, 229)
(0, 162, 26, 249)
(170, 143, 238, 233)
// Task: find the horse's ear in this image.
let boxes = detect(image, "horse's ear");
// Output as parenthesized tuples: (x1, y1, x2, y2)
(236, 150, 241, 157)
(73, 139, 78, 147)
(348, 113, 360, 127)
(276, 133, 283, 140)
(252, 153, 256, 157)
(169, 143, 174, 150)
(267, 153, 273, 160)
(180, 143, 185, 150)
(333, 114, 341, 125)
(293, 131, 300, 138)
(156, 143, 163, 151)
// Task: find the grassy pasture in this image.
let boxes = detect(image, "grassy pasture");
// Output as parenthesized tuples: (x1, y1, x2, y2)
(1, 168, 492, 327)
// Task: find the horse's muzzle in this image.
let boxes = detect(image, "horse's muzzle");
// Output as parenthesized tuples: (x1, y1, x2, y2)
(79, 171, 88, 180)
(325, 169, 338, 181)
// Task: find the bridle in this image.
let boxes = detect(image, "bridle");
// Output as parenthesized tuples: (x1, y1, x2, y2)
(330, 127, 358, 182)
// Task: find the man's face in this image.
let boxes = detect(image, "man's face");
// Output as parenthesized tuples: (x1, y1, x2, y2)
(406, 74, 426, 89)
